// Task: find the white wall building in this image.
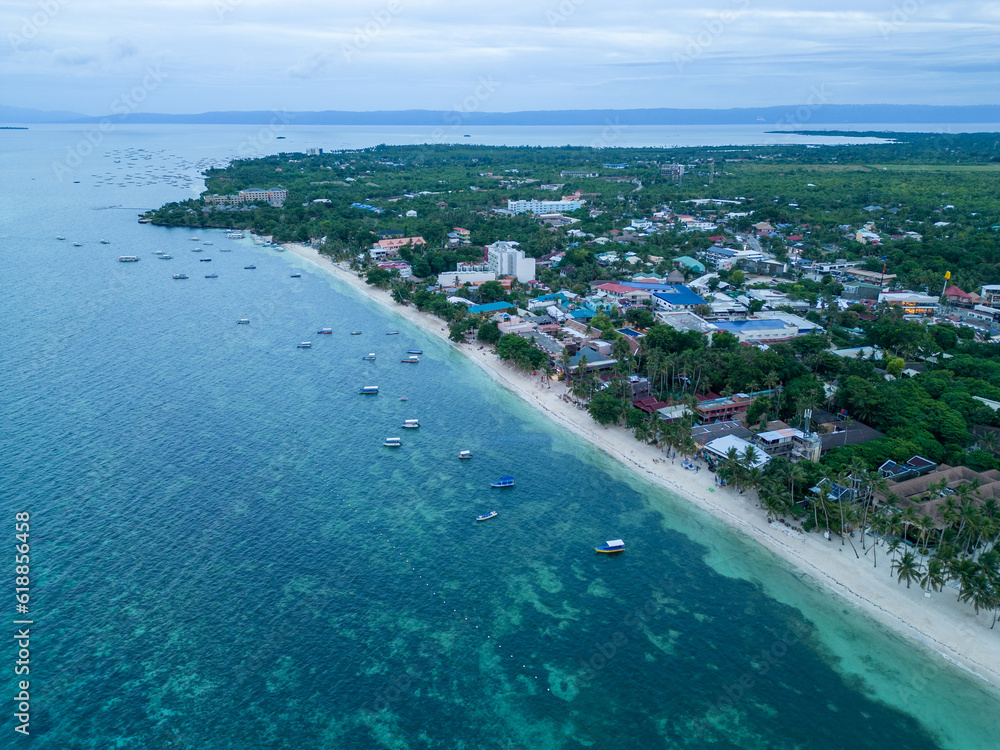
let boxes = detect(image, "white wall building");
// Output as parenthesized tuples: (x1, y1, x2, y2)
(437, 270, 497, 287)
(486, 241, 536, 283)
(506, 199, 583, 215)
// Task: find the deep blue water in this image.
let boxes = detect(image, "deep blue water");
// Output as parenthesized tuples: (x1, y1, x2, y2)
(2, 125, 1000, 748)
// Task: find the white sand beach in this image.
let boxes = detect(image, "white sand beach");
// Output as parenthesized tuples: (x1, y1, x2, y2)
(285, 242, 1000, 691)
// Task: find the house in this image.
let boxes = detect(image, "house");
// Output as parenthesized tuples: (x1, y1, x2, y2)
(595, 283, 652, 306)
(981, 285, 1000, 306)
(703, 435, 770, 468)
(672, 256, 706, 274)
(942, 285, 977, 307)
(754, 428, 822, 462)
(567, 346, 616, 373)
(878, 292, 939, 316)
(878, 455, 938, 482)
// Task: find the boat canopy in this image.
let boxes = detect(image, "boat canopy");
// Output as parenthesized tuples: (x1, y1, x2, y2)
(605, 539, 625, 548)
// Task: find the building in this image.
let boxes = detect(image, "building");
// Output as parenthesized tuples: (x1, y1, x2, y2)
(467, 301, 517, 315)
(437, 270, 497, 287)
(370, 236, 426, 261)
(981, 285, 1000, 306)
(377, 261, 412, 279)
(486, 241, 536, 283)
(204, 187, 288, 207)
(754, 428, 822, 462)
(711, 313, 821, 343)
(703, 435, 770, 468)
(506, 199, 583, 215)
(942, 285, 977, 307)
(878, 292, 939, 316)
(594, 283, 652, 306)
(695, 393, 755, 423)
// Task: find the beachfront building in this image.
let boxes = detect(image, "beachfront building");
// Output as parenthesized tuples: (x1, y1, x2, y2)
(204, 187, 288, 207)
(703, 435, 770, 468)
(377, 261, 412, 279)
(486, 241, 536, 283)
(506, 199, 583, 215)
(370, 236, 426, 261)
(754, 428, 823, 463)
(695, 393, 755, 423)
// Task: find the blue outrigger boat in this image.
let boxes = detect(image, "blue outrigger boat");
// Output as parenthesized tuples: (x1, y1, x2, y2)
(476, 511, 498, 522)
(490, 476, 514, 488)
(595, 539, 625, 554)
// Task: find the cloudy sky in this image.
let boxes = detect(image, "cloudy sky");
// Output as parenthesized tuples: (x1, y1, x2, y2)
(2, 0, 997, 115)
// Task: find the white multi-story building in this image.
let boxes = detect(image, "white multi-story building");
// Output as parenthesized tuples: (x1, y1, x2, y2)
(486, 241, 536, 283)
(506, 199, 583, 215)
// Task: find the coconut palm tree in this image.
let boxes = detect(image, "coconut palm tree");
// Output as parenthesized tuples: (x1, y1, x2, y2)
(920, 557, 948, 593)
(892, 551, 922, 589)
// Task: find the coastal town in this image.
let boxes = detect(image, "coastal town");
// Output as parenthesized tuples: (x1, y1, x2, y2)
(145, 136, 1000, 650)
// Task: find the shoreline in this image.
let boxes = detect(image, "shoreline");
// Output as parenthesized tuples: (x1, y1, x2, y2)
(283, 242, 1000, 692)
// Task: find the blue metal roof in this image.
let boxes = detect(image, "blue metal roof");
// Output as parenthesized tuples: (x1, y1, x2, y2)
(468, 301, 515, 314)
(649, 286, 706, 306)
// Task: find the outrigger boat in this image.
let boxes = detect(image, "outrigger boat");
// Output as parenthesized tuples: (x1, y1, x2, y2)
(297, 342, 312, 348)
(401, 356, 419, 363)
(459, 450, 472, 460)
(476, 511, 498, 522)
(490, 476, 514, 488)
(407, 349, 422, 355)
(386, 331, 400, 335)
(382, 437, 402, 447)
(317, 328, 333, 334)
(402, 419, 419, 429)
(595, 539, 625, 554)
(363, 353, 376, 360)
(237, 319, 250, 324)
(351, 331, 362, 335)
(358, 385, 379, 394)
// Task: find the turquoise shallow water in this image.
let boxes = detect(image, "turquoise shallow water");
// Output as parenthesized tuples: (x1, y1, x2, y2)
(3, 126, 1000, 748)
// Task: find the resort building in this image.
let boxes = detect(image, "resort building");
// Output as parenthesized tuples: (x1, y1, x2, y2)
(506, 199, 583, 215)
(370, 236, 426, 261)
(204, 187, 288, 207)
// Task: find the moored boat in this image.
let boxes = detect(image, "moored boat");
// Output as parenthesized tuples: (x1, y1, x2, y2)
(402, 419, 419, 429)
(490, 476, 514, 488)
(205, 274, 218, 278)
(297, 342, 312, 348)
(244, 265, 256, 269)
(363, 353, 376, 360)
(226, 232, 243, 239)
(291, 273, 301, 277)
(382, 437, 402, 447)
(100, 239, 110, 244)
(459, 450, 472, 460)
(386, 331, 400, 335)
(401, 356, 419, 363)
(317, 328, 333, 334)
(358, 385, 379, 394)
(237, 319, 250, 324)
(199, 258, 212, 261)
(159, 254, 172, 259)
(350, 331, 362, 335)
(117, 256, 139, 262)
(406, 349, 422, 355)
(476, 511, 498, 522)
(595, 539, 625, 554)
(172, 274, 188, 279)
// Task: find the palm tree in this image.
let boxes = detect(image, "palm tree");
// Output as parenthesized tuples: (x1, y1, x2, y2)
(892, 551, 922, 588)
(920, 557, 947, 593)
(977, 430, 1000, 456)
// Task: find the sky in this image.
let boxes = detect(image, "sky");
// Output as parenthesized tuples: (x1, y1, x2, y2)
(1, 0, 997, 115)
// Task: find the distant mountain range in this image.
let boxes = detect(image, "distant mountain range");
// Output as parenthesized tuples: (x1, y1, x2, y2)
(3, 103, 1000, 126)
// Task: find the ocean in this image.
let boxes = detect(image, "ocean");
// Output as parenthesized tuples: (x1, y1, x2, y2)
(2, 124, 1000, 749)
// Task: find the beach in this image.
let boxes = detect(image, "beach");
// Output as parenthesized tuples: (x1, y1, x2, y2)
(285, 241, 1000, 692)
